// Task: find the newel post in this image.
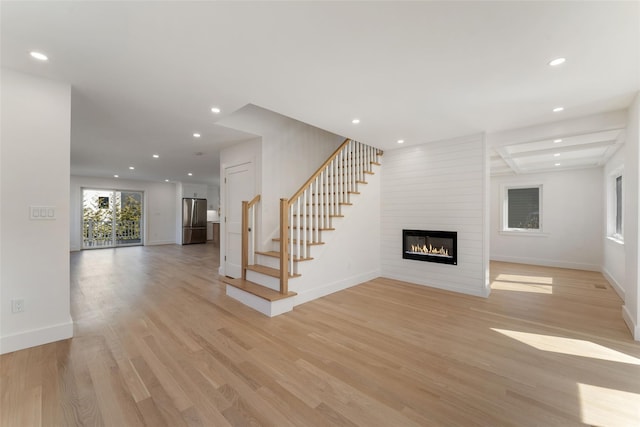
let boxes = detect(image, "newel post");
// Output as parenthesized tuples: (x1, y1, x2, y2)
(241, 200, 249, 280)
(279, 198, 289, 294)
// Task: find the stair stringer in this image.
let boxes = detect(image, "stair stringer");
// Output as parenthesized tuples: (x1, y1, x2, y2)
(287, 166, 381, 305)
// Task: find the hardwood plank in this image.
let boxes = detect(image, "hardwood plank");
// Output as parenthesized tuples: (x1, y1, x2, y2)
(1, 244, 639, 427)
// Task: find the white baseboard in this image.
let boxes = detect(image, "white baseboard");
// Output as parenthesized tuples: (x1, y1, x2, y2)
(490, 255, 601, 272)
(622, 305, 640, 341)
(382, 273, 489, 298)
(146, 240, 176, 246)
(293, 270, 380, 306)
(0, 318, 74, 355)
(602, 268, 625, 299)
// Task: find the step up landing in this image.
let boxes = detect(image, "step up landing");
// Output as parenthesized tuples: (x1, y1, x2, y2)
(222, 277, 297, 317)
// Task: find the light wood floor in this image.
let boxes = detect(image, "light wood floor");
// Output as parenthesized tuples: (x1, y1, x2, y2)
(2, 244, 639, 426)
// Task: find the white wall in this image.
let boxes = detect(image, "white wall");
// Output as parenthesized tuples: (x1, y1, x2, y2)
(217, 105, 343, 247)
(182, 183, 208, 199)
(381, 135, 489, 297)
(259, 122, 343, 246)
(623, 92, 640, 340)
(491, 168, 603, 271)
(1, 69, 73, 354)
(218, 109, 343, 276)
(602, 145, 626, 298)
(291, 166, 381, 304)
(70, 175, 178, 251)
(207, 185, 220, 210)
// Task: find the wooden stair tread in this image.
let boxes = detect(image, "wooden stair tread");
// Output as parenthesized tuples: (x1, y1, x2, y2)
(222, 277, 296, 302)
(246, 264, 301, 278)
(272, 238, 325, 246)
(256, 251, 313, 262)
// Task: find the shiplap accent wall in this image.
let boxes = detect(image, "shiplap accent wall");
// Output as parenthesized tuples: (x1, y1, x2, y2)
(381, 134, 489, 297)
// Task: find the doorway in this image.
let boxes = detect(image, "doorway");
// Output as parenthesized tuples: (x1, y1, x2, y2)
(82, 188, 144, 249)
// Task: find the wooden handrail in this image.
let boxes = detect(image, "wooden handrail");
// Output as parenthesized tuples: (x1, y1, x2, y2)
(288, 138, 351, 204)
(247, 194, 261, 208)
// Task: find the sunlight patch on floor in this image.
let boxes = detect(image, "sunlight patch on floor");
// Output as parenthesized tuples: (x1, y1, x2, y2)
(491, 280, 553, 294)
(495, 274, 554, 285)
(578, 383, 640, 426)
(492, 328, 640, 365)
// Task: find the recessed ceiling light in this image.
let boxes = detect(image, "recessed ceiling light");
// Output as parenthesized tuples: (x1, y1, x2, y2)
(553, 107, 564, 113)
(129, 166, 135, 170)
(554, 139, 562, 143)
(211, 107, 221, 114)
(164, 179, 170, 182)
(397, 139, 404, 144)
(352, 118, 360, 124)
(555, 163, 561, 166)
(188, 172, 193, 176)
(29, 51, 48, 61)
(193, 133, 201, 138)
(549, 57, 566, 66)
(554, 153, 561, 157)
(114, 174, 119, 178)
(152, 154, 159, 158)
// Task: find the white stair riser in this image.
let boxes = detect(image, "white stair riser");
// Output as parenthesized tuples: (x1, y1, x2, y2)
(255, 254, 280, 270)
(246, 270, 280, 291)
(226, 285, 294, 317)
(254, 255, 304, 275)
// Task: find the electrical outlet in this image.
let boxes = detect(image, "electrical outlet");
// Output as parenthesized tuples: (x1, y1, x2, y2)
(11, 299, 24, 313)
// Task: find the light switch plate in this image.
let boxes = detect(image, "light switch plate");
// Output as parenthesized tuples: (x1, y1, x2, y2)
(30, 206, 56, 220)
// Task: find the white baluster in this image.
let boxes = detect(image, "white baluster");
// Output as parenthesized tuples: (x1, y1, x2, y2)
(302, 190, 306, 260)
(295, 199, 300, 266)
(313, 176, 324, 242)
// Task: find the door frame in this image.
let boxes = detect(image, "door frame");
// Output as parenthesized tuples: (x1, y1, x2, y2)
(220, 160, 256, 277)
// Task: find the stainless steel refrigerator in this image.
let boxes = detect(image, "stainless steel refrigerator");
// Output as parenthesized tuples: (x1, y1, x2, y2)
(182, 198, 207, 244)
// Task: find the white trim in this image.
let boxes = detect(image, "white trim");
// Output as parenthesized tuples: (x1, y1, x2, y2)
(622, 305, 640, 341)
(499, 231, 549, 237)
(482, 133, 491, 296)
(501, 183, 544, 233)
(145, 240, 176, 246)
(293, 270, 380, 305)
(606, 167, 624, 241)
(490, 255, 601, 272)
(606, 235, 624, 245)
(602, 267, 625, 299)
(0, 319, 74, 355)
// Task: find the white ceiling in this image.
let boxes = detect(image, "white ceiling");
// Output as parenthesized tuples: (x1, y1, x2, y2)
(1, 1, 638, 184)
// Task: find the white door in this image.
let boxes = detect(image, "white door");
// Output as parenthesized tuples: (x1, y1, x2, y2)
(224, 162, 255, 278)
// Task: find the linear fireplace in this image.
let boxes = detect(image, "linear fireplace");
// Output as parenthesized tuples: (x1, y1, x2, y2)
(403, 229, 457, 265)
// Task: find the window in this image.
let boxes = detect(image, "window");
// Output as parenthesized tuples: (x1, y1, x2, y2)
(608, 170, 623, 242)
(615, 175, 622, 236)
(502, 185, 542, 232)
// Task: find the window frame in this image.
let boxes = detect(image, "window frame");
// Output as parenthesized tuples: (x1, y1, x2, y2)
(608, 167, 624, 243)
(501, 184, 544, 234)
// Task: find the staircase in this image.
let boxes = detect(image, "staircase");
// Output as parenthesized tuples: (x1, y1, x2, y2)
(222, 139, 382, 316)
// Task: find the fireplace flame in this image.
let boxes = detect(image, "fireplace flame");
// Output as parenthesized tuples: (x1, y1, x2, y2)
(411, 243, 449, 256)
